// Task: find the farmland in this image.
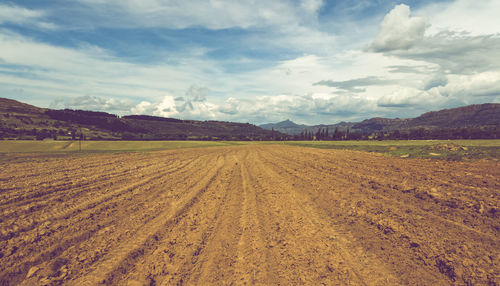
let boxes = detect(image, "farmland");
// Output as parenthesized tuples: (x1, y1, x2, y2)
(0, 143, 499, 285)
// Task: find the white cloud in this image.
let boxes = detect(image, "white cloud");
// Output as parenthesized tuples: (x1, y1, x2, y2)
(377, 71, 500, 109)
(70, 0, 334, 55)
(0, 4, 43, 24)
(50, 95, 135, 112)
(2, 1, 499, 126)
(0, 30, 226, 108)
(433, 72, 500, 99)
(130, 92, 219, 120)
(214, 93, 378, 124)
(377, 87, 444, 108)
(417, 0, 500, 36)
(131, 101, 155, 115)
(0, 3, 56, 29)
(367, 2, 500, 112)
(301, 0, 323, 13)
(370, 4, 427, 52)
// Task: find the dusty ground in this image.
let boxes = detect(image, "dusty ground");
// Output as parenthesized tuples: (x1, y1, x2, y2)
(0, 145, 498, 285)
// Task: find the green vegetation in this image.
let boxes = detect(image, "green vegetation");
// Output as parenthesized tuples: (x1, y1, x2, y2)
(283, 140, 500, 161)
(1, 139, 499, 161)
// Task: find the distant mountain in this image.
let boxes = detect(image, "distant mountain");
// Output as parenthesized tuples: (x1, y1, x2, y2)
(0, 98, 283, 141)
(260, 103, 500, 136)
(259, 119, 308, 135)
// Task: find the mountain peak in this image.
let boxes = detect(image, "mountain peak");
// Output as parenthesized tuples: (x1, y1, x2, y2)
(260, 119, 302, 130)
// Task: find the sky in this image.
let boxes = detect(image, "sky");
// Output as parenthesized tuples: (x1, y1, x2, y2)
(0, 0, 499, 125)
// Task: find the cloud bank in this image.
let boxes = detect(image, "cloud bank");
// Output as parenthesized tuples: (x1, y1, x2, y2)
(0, 0, 499, 125)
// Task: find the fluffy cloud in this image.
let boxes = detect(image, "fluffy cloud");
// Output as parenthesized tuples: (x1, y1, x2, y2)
(129, 86, 219, 120)
(370, 2, 500, 111)
(370, 2, 500, 76)
(433, 72, 500, 99)
(377, 87, 445, 108)
(0, 3, 56, 29)
(378, 72, 500, 109)
(388, 32, 500, 74)
(369, 4, 427, 52)
(2, 1, 500, 126)
(418, 0, 500, 36)
(215, 93, 378, 124)
(50, 95, 135, 112)
(0, 30, 225, 108)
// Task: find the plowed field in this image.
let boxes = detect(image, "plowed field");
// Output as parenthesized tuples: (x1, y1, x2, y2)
(0, 145, 498, 285)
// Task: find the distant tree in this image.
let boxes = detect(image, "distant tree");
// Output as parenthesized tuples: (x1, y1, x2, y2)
(349, 132, 362, 140)
(409, 128, 425, 140)
(392, 129, 401, 139)
(333, 127, 339, 140)
(333, 127, 345, 140)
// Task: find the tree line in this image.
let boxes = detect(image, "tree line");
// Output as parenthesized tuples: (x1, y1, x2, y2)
(295, 126, 500, 141)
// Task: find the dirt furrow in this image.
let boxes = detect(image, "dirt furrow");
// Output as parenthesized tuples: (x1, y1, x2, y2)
(75, 154, 226, 285)
(262, 147, 498, 240)
(231, 150, 278, 285)
(263, 147, 498, 236)
(250, 149, 398, 285)
(0, 154, 177, 209)
(0, 145, 498, 285)
(259, 146, 499, 284)
(177, 152, 244, 284)
(0, 155, 197, 244)
(1, 151, 217, 284)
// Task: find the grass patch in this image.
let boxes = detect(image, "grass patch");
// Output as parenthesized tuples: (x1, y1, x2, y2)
(1, 139, 498, 161)
(284, 140, 500, 161)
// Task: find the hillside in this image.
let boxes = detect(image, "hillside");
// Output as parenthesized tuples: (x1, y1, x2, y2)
(0, 98, 47, 114)
(261, 103, 500, 137)
(409, 103, 500, 128)
(0, 98, 282, 140)
(2, 98, 499, 141)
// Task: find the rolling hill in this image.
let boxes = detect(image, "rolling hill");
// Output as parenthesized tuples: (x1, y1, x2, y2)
(2, 97, 499, 141)
(0, 98, 282, 141)
(261, 103, 500, 136)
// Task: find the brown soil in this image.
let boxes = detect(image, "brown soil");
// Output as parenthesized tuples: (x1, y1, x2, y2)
(0, 145, 498, 285)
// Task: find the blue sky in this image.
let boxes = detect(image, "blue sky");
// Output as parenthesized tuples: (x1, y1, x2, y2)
(1, 0, 499, 125)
